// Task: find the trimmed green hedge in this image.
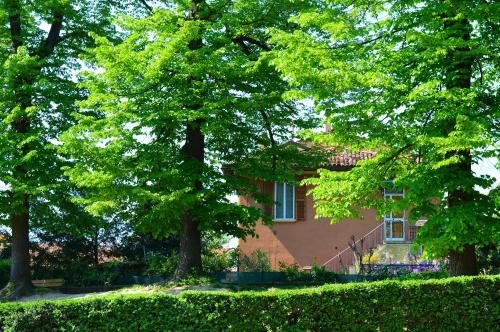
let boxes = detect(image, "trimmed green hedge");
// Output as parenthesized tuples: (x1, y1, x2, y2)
(0, 276, 498, 331)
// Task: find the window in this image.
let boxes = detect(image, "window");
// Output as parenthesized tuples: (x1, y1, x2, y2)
(274, 182, 295, 221)
(384, 183, 405, 240)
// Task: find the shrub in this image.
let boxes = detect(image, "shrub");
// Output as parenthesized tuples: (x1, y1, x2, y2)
(63, 260, 122, 287)
(202, 251, 233, 273)
(240, 249, 271, 272)
(144, 252, 179, 276)
(278, 261, 302, 281)
(0, 259, 9, 286)
(0, 276, 497, 331)
(309, 263, 337, 283)
(395, 269, 449, 281)
(278, 262, 338, 283)
(477, 244, 500, 274)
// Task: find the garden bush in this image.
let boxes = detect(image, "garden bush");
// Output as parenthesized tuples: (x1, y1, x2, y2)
(0, 276, 497, 331)
(240, 249, 272, 272)
(144, 252, 179, 276)
(0, 259, 9, 286)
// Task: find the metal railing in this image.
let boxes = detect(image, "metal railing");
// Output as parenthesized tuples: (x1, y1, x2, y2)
(322, 222, 385, 272)
(408, 224, 419, 241)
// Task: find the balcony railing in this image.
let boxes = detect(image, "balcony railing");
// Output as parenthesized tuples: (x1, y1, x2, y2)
(408, 224, 419, 241)
(322, 223, 385, 273)
(322, 223, 423, 272)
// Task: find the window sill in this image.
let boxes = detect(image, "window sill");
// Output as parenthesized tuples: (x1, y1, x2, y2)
(273, 219, 297, 223)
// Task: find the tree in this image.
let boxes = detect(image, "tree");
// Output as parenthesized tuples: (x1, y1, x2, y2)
(270, 0, 499, 275)
(60, 0, 319, 277)
(0, 0, 147, 298)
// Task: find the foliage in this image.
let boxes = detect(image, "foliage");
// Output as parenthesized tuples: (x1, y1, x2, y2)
(202, 251, 233, 273)
(227, 247, 240, 271)
(279, 261, 338, 283)
(165, 275, 216, 288)
(0, 0, 148, 233)
(0, 276, 497, 331)
(145, 252, 179, 277)
(0, 259, 9, 286)
(395, 269, 449, 281)
(240, 249, 272, 272)
(476, 244, 500, 275)
(63, 261, 122, 287)
(368, 264, 449, 281)
(146, 249, 235, 276)
(30, 223, 178, 280)
(0, 0, 150, 294)
(309, 263, 336, 283)
(0, 234, 9, 259)
(278, 261, 302, 280)
(270, 0, 499, 261)
(58, 0, 321, 263)
(114, 230, 179, 263)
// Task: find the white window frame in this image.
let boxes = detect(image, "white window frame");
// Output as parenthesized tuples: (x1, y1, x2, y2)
(274, 182, 295, 221)
(384, 188, 405, 241)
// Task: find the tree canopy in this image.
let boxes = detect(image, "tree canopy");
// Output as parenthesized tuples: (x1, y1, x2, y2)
(270, 0, 499, 274)
(1, 0, 497, 293)
(0, 0, 148, 297)
(60, 0, 320, 276)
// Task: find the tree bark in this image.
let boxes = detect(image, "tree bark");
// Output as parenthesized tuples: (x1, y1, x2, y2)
(448, 244, 478, 276)
(4, 117, 35, 298)
(178, 213, 203, 277)
(0, 0, 34, 298)
(446, 150, 478, 276)
(2, 1, 64, 297)
(177, 119, 205, 277)
(177, 0, 205, 278)
(7, 195, 33, 298)
(443, 8, 478, 276)
(175, 0, 206, 278)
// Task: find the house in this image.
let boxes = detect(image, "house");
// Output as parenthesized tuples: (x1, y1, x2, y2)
(237, 144, 422, 272)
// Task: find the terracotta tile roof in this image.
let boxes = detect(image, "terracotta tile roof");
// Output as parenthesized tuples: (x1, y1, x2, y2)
(291, 140, 376, 168)
(327, 150, 377, 167)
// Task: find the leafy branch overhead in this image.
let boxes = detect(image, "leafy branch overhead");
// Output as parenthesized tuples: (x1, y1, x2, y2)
(59, 0, 320, 274)
(271, 0, 499, 265)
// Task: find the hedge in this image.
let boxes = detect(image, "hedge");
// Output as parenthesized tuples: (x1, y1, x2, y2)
(0, 276, 498, 331)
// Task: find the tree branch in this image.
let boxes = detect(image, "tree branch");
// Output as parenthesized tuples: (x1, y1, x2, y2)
(379, 143, 413, 176)
(259, 110, 277, 171)
(6, 0, 23, 52)
(37, 12, 64, 60)
(234, 35, 271, 52)
(58, 30, 89, 44)
(138, 0, 153, 13)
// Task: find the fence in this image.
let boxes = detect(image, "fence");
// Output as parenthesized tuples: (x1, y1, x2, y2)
(211, 272, 379, 284)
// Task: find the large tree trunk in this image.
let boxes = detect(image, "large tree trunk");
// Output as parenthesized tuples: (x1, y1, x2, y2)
(178, 214, 203, 277)
(7, 194, 33, 298)
(177, 119, 205, 277)
(2, 116, 35, 298)
(443, 9, 478, 276)
(448, 244, 478, 276)
(2, 0, 64, 297)
(446, 150, 478, 276)
(176, 0, 206, 278)
(2, 0, 34, 298)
